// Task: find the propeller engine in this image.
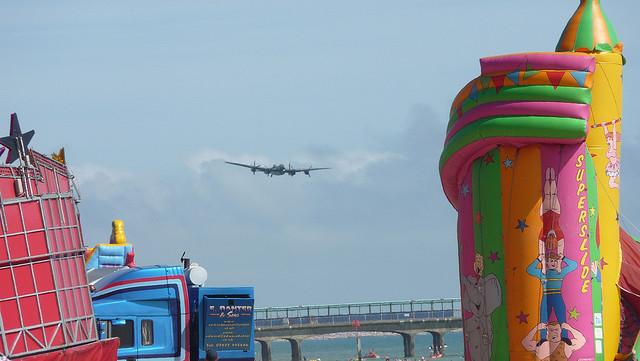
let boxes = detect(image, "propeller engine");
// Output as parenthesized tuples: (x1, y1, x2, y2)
(250, 161, 259, 174)
(287, 163, 296, 176)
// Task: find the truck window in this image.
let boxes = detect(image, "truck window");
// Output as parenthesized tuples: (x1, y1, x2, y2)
(111, 320, 134, 348)
(141, 319, 154, 346)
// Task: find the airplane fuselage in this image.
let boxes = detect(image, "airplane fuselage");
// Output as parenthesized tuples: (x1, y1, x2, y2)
(263, 164, 287, 176)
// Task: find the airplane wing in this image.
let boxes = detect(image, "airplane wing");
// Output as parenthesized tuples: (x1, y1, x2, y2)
(289, 167, 330, 171)
(289, 166, 330, 176)
(225, 161, 265, 171)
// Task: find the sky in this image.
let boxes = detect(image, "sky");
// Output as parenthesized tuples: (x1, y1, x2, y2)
(1, 0, 639, 307)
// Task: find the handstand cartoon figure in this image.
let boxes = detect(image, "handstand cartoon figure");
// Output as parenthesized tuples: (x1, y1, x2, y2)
(528, 168, 577, 340)
(602, 121, 620, 189)
(539, 168, 564, 259)
(522, 321, 586, 361)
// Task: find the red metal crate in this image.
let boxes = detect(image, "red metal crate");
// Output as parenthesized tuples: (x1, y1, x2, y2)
(0, 150, 98, 358)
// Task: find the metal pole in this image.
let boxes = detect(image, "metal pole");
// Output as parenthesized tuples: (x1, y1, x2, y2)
(356, 334, 362, 361)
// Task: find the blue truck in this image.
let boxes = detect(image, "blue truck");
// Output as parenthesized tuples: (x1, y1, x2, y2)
(89, 261, 255, 361)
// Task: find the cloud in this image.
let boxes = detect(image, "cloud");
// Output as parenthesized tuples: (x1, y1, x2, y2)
(74, 103, 461, 306)
(187, 148, 403, 183)
(293, 149, 404, 182)
(187, 149, 273, 174)
(69, 164, 132, 201)
(71, 164, 132, 184)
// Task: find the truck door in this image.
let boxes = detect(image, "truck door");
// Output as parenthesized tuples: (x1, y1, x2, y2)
(136, 316, 179, 359)
(99, 318, 138, 360)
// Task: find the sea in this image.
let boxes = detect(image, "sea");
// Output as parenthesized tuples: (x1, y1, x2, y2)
(255, 332, 464, 361)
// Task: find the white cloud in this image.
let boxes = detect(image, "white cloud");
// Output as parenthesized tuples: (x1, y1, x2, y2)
(70, 164, 132, 184)
(68, 164, 172, 213)
(295, 150, 404, 181)
(69, 164, 133, 200)
(186, 149, 273, 174)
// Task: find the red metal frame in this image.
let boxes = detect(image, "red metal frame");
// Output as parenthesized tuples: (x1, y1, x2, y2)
(0, 150, 98, 358)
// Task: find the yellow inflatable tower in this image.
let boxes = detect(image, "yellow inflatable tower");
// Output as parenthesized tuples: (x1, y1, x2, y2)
(557, 1, 623, 358)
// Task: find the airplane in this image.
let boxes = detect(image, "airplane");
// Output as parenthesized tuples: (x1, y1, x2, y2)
(225, 161, 329, 177)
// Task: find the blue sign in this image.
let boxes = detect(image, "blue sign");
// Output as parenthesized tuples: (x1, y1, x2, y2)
(203, 298, 254, 351)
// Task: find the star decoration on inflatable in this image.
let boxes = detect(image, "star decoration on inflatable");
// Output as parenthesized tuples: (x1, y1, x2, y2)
(476, 212, 483, 224)
(600, 257, 608, 270)
(516, 311, 529, 324)
(460, 184, 470, 198)
(569, 307, 580, 320)
(483, 153, 495, 165)
(503, 157, 513, 169)
(589, 207, 596, 216)
(488, 251, 500, 263)
(0, 113, 35, 164)
(516, 219, 528, 232)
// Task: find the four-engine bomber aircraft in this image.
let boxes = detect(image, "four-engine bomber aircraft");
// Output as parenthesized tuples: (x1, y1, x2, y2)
(225, 161, 329, 177)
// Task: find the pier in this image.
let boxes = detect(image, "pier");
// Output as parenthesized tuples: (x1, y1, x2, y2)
(254, 298, 462, 361)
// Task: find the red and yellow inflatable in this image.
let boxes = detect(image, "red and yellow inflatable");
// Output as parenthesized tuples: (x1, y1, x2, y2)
(439, 1, 640, 360)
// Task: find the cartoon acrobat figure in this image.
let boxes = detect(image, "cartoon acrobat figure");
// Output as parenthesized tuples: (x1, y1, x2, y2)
(539, 167, 564, 259)
(461, 253, 502, 361)
(528, 168, 577, 340)
(522, 321, 586, 361)
(602, 121, 620, 189)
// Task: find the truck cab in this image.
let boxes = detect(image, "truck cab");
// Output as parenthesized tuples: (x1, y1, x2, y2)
(90, 265, 255, 361)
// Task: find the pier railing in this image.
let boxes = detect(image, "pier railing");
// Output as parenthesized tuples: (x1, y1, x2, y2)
(254, 298, 462, 329)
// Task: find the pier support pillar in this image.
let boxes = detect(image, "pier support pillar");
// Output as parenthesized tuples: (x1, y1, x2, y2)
(286, 338, 303, 361)
(399, 332, 416, 358)
(257, 339, 273, 361)
(429, 332, 445, 357)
